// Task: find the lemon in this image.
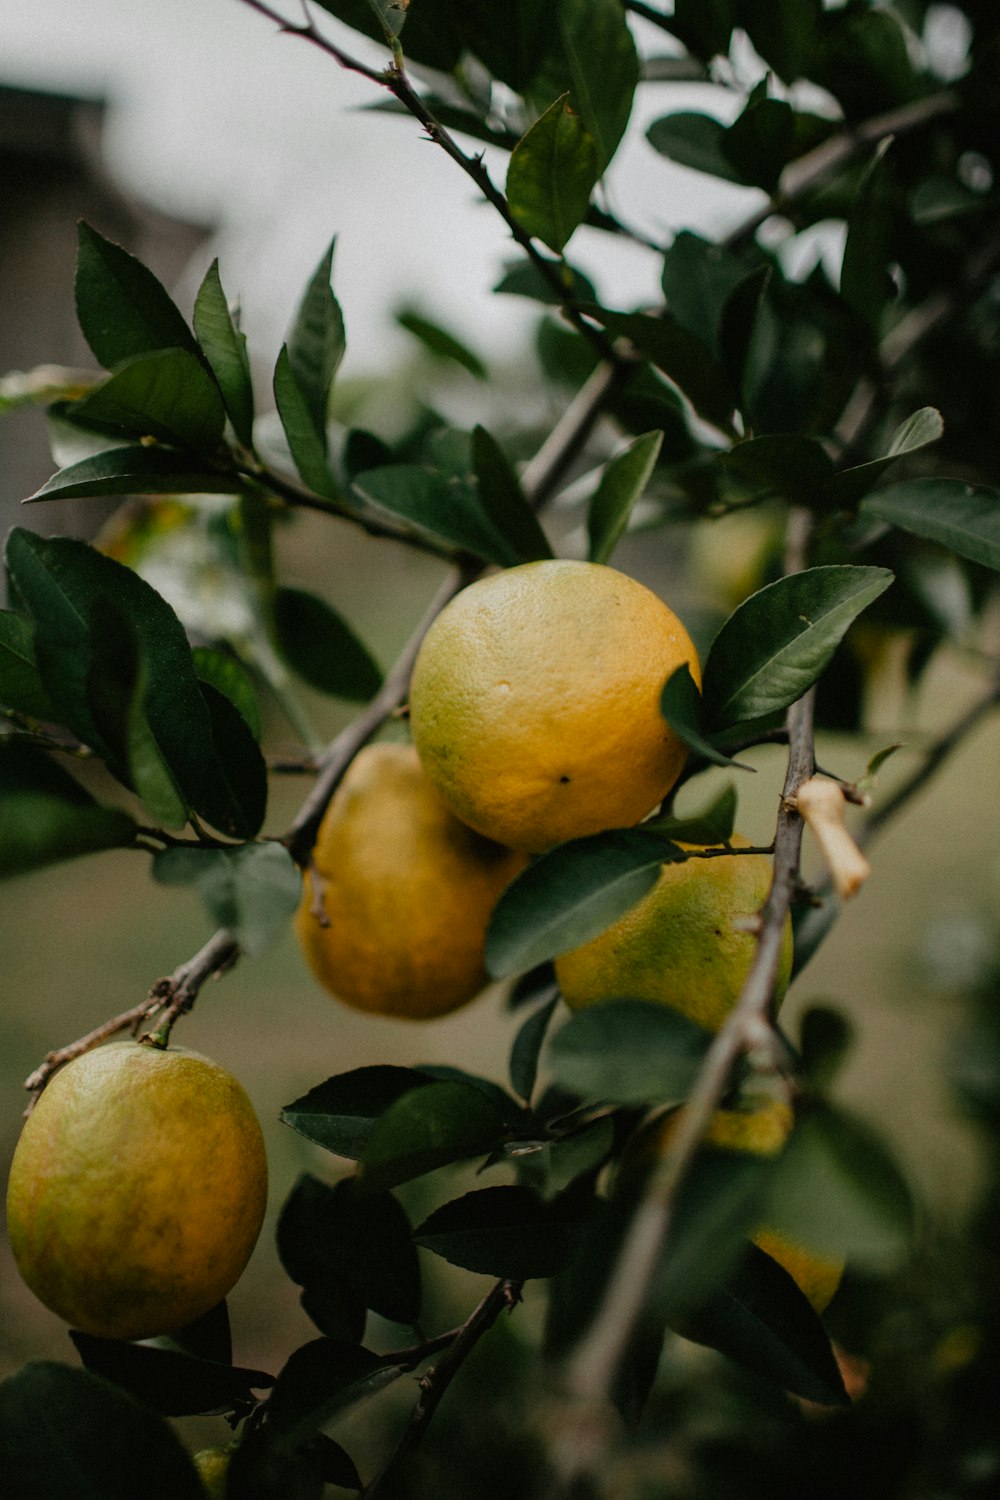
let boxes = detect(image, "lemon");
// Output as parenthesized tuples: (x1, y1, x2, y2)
(408, 559, 701, 852)
(295, 742, 526, 1018)
(555, 836, 792, 1032)
(193, 1448, 231, 1498)
(6, 1041, 267, 1341)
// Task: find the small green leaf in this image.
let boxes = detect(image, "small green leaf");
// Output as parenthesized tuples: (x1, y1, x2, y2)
(273, 586, 383, 701)
(825, 407, 944, 507)
(643, 782, 738, 846)
(646, 112, 745, 184)
(68, 348, 226, 454)
(587, 431, 663, 564)
(357, 1081, 508, 1192)
(0, 610, 55, 720)
(701, 565, 894, 730)
(507, 95, 598, 255)
(493, 257, 597, 305)
(0, 742, 136, 880)
(287, 239, 346, 448)
(192, 646, 262, 741)
(193, 259, 255, 446)
(510, 996, 559, 1103)
(486, 829, 682, 979)
(472, 426, 553, 564)
(25, 445, 243, 503)
(363, 0, 409, 40)
(660, 664, 753, 770)
(415, 1185, 581, 1279)
(153, 842, 301, 955)
(717, 434, 835, 508)
(352, 464, 520, 565)
(75, 223, 199, 370)
(273, 345, 341, 500)
(557, 0, 639, 172)
(281, 1066, 437, 1159)
(69, 1333, 273, 1418)
(397, 308, 487, 379)
(860, 479, 1000, 571)
(547, 999, 712, 1106)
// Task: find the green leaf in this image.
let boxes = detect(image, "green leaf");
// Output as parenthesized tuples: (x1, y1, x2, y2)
(68, 348, 226, 454)
(273, 586, 383, 700)
(717, 433, 835, 508)
(646, 112, 745, 184)
(642, 782, 738, 847)
(363, 0, 409, 40)
(765, 1102, 915, 1267)
(0, 742, 135, 880)
(75, 223, 199, 370)
(580, 305, 735, 429)
(740, 0, 821, 82)
(547, 999, 712, 1106)
(721, 90, 795, 194)
(273, 345, 341, 500)
(193, 259, 255, 446)
(0, 1361, 206, 1500)
(69, 1332, 273, 1418)
(519, 1115, 617, 1200)
(860, 479, 1000, 571)
(506, 95, 598, 255)
(281, 1066, 438, 1159)
(192, 646, 263, 741)
(486, 829, 682, 979)
(661, 232, 758, 362)
(719, 265, 771, 404)
(352, 464, 520, 565)
(397, 308, 487, 379)
(264, 1339, 403, 1441)
(671, 0, 735, 62)
(415, 1185, 581, 1279)
(287, 239, 346, 448)
(824, 407, 944, 507)
(472, 426, 553, 564)
(701, 565, 894, 730)
(357, 1081, 509, 1193)
(25, 445, 243, 503)
(493, 257, 597, 306)
(510, 995, 559, 1103)
(587, 431, 663, 564)
(557, 0, 639, 172)
(799, 1005, 854, 1092)
(660, 665, 752, 769)
(841, 140, 896, 329)
(0, 610, 55, 720)
(153, 842, 302, 955)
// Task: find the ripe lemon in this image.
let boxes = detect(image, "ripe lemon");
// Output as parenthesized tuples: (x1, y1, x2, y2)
(193, 1448, 231, 1498)
(6, 1041, 267, 1341)
(295, 742, 526, 1018)
(408, 559, 701, 852)
(554, 836, 792, 1032)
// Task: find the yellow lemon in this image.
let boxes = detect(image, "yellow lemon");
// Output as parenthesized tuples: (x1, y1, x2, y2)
(193, 1448, 231, 1498)
(408, 559, 701, 852)
(555, 836, 792, 1032)
(295, 742, 526, 1018)
(6, 1042, 267, 1341)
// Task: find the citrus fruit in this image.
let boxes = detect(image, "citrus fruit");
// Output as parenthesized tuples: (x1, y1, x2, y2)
(295, 742, 526, 1018)
(555, 836, 793, 1032)
(193, 1448, 231, 1499)
(408, 559, 701, 852)
(6, 1041, 268, 1341)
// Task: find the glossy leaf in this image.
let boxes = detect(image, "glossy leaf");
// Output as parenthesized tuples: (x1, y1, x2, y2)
(547, 999, 712, 1106)
(153, 842, 301, 955)
(701, 565, 894, 730)
(0, 742, 135, 880)
(363, 0, 408, 40)
(68, 348, 226, 454)
(587, 431, 663, 564)
(557, 0, 638, 172)
(75, 222, 198, 370)
(352, 464, 520, 565)
(273, 346, 340, 500)
(415, 1185, 580, 1279)
(660, 664, 752, 769)
(472, 426, 554, 563)
(193, 258, 255, 445)
(510, 995, 559, 1103)
(860, 479, 1000, 571)
(824, 407, 943, 507)
(644, 783, 738, 847)
(507, 95, 598, 255)
(486, 829, 682, 979)
(357, 1081, 509, 1192)
(287, 239, 345, 448)
(0, 610, 55, 719)
(273, 586, 383, 700)
(192, 646, 262, 741)
(25, 444, 243, 502)
(70, 1332, 273, 1418)
(397, 308, 487, 379)
(0, 1361, 206, 1500)
(281, 1066, 437, 1158)
(580, 305, 735, 428)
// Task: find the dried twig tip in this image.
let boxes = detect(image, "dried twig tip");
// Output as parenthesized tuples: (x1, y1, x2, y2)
(794, 775, 872, 900)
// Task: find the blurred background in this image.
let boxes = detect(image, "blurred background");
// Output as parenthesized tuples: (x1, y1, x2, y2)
(2, 0, 999, 1472)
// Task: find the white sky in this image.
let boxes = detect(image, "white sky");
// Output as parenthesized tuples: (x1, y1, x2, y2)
(1, 0, 762, 373)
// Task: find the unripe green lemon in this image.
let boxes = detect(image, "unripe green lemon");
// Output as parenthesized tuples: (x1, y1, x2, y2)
(409, 560, 701, 852)
(295, 743, 526, 1018)
(6, 1042, 267, 1341)
(555, 836, 792, 1032)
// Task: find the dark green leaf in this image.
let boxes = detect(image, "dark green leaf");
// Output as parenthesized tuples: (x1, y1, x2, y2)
(671, 0, 735, 62)
(273, 346, 340, 500)
(510, 996, 559, 1103)
(265, 1340, 403, 1441)
(701, 566, 894, 730)
(799, 1005, 854, 1092)
(352, 464, 520, 565)
(363, 0, 408, 40)
(493, 257, 597, 305)
(358, 1081, 509, 1192)
(75, 223, 198, 370)
(841, 139, 896, 328)
(153, 842, 301, 955)
(193, 259, 255, 446)
(646, 112, 745, 184)
(719, 265, 771, 404)
(273, 586, 383, 700)
(414, 1065, 522, 1121)
(587, 431, 663, 564)
(0, 742, 135, 880)
(192, 646, 262, 741)
(415, 1185, 580, 1279)
(316, 1436, 362, 1491)
(580, 305, 735, 428)
(722, 92, 795, 194)
(472, 426, 553, 564)
(25, 445, 243, 503)
(154, 1300, 233, 1364)
(661, 233, 757, 361)
(556, 0, 639, 173)
(68, 349, 226, 454)
(0, 1361, 205, 1500)
(199, 680, 268, 840)
(547, 999, 711, 1106)
(824, 407, 943, 507)
(298, 1282, 366, 1346)
(506, 94, 598, 255)
(860, 479, 1000, 571)
(281, 1066, 437, 1158)
(69, 1332, 272, 1417)
(520, 1115, 617, 1200)
(717, 433, 835, 508)
(397, 308, 487, 379)
(287, 239, 346, 447)
(0, 610, 55, 719)
(660, 664, 752, 769)
(486, 829, 682, 979)
(643, 783, 738, 847)
(740, 0, 821, 82)
(679, 1244, 849, 1406)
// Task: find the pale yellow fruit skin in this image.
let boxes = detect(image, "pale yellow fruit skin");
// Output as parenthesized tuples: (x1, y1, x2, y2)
(555, 836, 792, 1032)
(295, 743, 526, 1019)
(6, 1042, 267, 1341)
(409, 560, 701, 853)
(193, 1448, 231, 1499)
